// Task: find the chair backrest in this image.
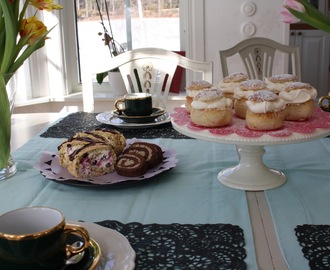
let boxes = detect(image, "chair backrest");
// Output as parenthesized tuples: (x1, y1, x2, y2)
(219, 37, 301, 81)
(84, 48, 213, 111)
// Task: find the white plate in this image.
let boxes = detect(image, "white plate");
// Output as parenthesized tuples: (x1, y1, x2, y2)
(35, 141, 178, 187)
(96, 111, 171, 129)
(71, 221, 135, 270)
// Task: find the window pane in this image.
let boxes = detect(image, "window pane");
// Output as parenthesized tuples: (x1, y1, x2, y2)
(75, 0, 180, 81)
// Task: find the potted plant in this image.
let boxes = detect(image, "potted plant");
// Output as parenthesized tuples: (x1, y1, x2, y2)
(95, 0, 126, 94)
(0, 0, 62, 179)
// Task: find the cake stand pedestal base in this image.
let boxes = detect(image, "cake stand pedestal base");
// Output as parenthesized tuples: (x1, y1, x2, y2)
(218, 145, 286, 191)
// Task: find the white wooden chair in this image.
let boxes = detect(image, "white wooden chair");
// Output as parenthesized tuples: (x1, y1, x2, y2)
(219, 37, 301, 80)
(82, 48, 213, 112)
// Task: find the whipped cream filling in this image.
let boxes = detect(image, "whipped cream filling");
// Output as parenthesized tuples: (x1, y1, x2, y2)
(279, 88, 317, 103)
(246, 99, 287, 113)
(186, 88, 216, 98)
(264, 78, 292, 92)
(234, 89, 261, 99)
(192, 98, 233, 110)
(218, 82, 240, 93)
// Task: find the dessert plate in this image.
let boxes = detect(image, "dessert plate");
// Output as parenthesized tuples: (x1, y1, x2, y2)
(71, 221, 135, 270)
(96, 111, 171, 129)
(112, 107, 165, 123)
(35, 140, 178, 188)
(0, 236, 101, 270)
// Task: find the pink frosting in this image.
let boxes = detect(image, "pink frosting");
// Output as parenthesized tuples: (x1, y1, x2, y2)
(171, 107, 330, 138)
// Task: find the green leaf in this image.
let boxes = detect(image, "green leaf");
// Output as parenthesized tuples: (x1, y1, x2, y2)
(0, 0, 17, 74)
(287, 7, 330, 33)
(96, 71, 109, 84)
(0, 76, 11, 170)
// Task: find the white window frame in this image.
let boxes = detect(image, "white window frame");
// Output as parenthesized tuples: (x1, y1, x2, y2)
(26, 0, 206, 101)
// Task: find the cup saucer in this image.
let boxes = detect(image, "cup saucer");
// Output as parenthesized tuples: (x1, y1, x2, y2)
(0, 236, 101, 270)
(112, 107, 165, 123)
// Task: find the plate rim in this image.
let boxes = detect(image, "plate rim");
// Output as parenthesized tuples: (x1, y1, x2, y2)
(112, 107, 165, 120)
(96, 111, 171, 128)
(70, 221, 135, 270)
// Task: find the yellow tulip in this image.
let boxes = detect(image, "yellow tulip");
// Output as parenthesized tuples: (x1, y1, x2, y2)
(20, 16, 48, 46)
(29, 0, 63, 11)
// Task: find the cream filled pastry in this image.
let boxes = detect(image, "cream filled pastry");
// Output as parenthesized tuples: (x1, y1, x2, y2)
(185, 80, 213, 113)
(264, 74, 298, 93)
(246, 90, 287, 130)
(218, 72, 248, 100)
(233, 79, 267, 119)
(190, 89, 233, 127)
(279, 82, 317, 121)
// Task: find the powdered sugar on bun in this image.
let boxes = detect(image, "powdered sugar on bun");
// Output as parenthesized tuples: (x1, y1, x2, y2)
(248, 90, 278, 102)
(246, 90, 287, 113)
(223, 72, 249, 83)
(283, 82, 312, 91)
(267, 74, 298, 83)
(194, 89, 223, 101)
(234, 79, 267, 99)
(219, 72, 248, 93)
(279, 82, 317, 103)
(186, 80, 212, 91)
(192, 89, 233, 109)
(240, 80, 266, 90)
(265, 74, 297, 93)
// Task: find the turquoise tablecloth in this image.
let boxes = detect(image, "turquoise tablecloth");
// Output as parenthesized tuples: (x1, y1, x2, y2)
(0, 127, 258, 269)
(264, 138, 330, 270)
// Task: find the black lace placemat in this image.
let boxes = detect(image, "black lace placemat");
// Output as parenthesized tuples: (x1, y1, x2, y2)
(40, 112, 190, 139)
(95, 220, 247, 270)
(295, 224, 330, 269)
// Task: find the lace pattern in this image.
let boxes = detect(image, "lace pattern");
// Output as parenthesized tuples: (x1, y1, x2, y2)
(96, 220, 247, 270)
(295, 224, 330, 269)
(40, 112, 189, 139)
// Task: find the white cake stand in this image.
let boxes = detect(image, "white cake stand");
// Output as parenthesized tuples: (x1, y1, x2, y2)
(171, 112, 330, 191)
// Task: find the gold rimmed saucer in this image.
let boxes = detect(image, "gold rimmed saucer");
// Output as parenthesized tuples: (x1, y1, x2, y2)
(66, 237, 101, 270)
(112, 107, 166, 123)
(0, 237, 101, 270)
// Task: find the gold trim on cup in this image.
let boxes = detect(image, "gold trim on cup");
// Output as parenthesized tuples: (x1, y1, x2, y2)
(0, 206, 65, 241)
(64, 223, 90, 258)
(318, 94, 330, 112)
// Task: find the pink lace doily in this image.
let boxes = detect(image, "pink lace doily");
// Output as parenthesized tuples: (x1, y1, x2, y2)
(35, 139, 178, 187)
(171, 107, 330, 145)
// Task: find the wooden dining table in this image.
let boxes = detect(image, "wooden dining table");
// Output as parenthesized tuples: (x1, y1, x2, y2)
(4, 102, 330, 270)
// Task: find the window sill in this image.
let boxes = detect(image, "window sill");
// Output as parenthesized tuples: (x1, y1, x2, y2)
(13, 92, 186, 114)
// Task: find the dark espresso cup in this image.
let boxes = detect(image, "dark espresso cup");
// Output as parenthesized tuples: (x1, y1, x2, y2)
(115, 93, 153, 116)
(0, 206, 90, 269)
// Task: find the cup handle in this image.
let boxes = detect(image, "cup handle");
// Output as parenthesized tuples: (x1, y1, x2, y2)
(64, 224, 90, 259)
(114, 98, 125, 114)
(318, 95, 330, 112)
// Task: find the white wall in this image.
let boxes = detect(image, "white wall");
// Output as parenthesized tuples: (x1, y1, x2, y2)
(189, 0, 289, 85)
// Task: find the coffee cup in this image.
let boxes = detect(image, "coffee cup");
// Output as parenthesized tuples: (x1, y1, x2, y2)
(115, 93, 153, 116)
(0, 206, 90, 269)
(319, 94, 330, 112)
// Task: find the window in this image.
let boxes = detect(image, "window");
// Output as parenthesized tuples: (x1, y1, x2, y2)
(74, 0, 181, 88)
(15, 0, 186, 105)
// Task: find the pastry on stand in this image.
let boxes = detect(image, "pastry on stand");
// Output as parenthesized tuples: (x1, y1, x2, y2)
(171, 107, 330, 191)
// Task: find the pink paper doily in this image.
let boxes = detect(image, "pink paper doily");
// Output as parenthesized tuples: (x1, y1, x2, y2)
(171, 107, 330, 145)
(35, 140, 178, 187)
